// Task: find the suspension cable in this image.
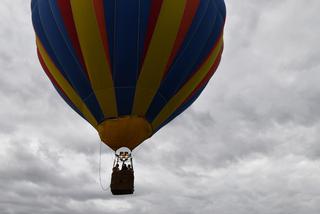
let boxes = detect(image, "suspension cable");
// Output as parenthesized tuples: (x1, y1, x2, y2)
(98, 141, 109, 191)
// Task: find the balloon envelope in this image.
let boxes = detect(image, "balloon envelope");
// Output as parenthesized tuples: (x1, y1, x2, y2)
(32, 0, 226, 150)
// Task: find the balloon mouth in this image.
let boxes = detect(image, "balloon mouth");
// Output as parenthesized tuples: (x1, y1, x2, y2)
(97, 116, 153, 151)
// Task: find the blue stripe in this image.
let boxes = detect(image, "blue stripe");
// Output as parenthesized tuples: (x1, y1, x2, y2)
(216, 0, 227, 18)
(48, 0, 87, 73)
(113, 0, 140, 116)
(34, 0, 105, 123)
(146, 0, 225, 122)
(32, 1, 70, 84)
(103, 0, 152, 116)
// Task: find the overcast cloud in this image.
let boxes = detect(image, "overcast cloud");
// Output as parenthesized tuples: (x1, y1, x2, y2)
(1, 0, 320, 213)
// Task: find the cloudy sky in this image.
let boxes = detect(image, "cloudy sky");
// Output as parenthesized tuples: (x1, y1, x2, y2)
(1, 0, 320, 213)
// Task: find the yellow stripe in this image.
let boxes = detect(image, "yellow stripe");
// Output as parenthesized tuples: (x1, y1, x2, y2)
(132, 0, 187, 116)
(152, 37, 224, 129)
(70, 0, 118, 118)
(37, 38, 98, 127)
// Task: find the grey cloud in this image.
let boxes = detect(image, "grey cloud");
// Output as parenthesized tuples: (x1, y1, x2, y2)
(1, 0, 320, 213)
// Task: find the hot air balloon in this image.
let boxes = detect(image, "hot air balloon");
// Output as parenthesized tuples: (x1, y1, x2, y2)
(31, 0, 226, 195)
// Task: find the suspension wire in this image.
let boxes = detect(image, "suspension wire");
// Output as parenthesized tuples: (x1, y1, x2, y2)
(98, 141, 109, 191)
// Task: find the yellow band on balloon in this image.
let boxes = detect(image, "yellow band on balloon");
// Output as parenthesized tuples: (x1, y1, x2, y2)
(132, 0, 187, 116)
(152, 37, 224, 130)
(70, 0, 118, 118)
(36, 38, 98, 127)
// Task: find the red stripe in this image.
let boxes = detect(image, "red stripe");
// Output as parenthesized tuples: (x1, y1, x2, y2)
(37, 49, 70, 101)
(164, 0, 200, 76)
(56, 0, 89, 78)
(140, 0, 164, 67)
(93, 0, 111, 65)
